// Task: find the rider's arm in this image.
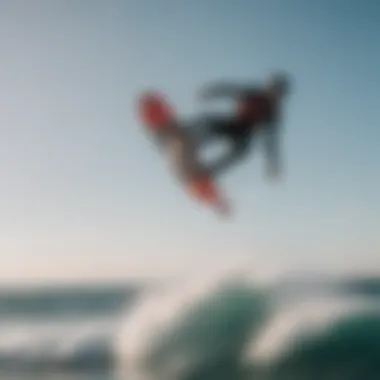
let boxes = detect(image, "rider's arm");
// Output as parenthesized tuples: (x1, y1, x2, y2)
(198, 82, 260, 101)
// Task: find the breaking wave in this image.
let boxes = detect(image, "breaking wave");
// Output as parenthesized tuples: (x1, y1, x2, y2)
(0, 273, 380, 379)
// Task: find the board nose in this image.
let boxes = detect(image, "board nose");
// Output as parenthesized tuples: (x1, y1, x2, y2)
(137, 91, 175, 130)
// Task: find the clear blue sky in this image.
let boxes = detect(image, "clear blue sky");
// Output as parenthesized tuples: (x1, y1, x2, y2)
(0, 0, 379, 283)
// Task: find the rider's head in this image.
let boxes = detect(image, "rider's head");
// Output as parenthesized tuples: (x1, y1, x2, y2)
(266, 73, 291, 99)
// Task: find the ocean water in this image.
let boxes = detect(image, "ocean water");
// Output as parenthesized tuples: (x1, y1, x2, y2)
(0, 273, 379, 380)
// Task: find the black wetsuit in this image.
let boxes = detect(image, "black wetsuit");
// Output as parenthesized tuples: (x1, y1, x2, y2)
(198, 83, 283, 176)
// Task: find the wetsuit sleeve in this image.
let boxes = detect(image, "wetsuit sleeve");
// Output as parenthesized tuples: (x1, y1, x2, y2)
(199, 83, 260, 101)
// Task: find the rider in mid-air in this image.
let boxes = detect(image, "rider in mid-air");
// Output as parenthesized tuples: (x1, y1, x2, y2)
(137, 73, 291, 217)
(197, 73, 291, 180)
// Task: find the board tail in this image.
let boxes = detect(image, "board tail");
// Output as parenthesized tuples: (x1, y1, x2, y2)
(187, 177, 231, 216)
(137, 91, 176, 131)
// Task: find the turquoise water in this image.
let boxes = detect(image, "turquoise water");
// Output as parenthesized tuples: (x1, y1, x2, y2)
(0, 275, 379, 380)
